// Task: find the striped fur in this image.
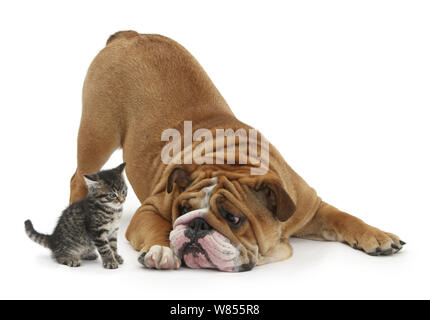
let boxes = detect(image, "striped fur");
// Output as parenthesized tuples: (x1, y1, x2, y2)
(25, 220, 50, 248)
(24, 163, 127, 268)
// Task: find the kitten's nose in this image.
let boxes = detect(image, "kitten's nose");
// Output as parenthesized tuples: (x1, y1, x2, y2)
(119, 196, 125, 202)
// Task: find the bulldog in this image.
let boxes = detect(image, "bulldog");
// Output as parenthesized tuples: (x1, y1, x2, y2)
(69, 31, 405, 271)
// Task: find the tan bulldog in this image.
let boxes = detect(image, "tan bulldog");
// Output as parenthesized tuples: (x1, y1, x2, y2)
(69, 31, 404, 271)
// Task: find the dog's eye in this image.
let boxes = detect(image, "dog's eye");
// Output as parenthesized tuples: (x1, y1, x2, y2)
(220, 207, 243, 227)
(178, 205, 192, 215)
(226, 213, 240, 225)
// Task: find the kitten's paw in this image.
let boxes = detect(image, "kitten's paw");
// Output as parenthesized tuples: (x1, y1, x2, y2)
(103, 259, 119, 269)
(57, 257, 81, 268)
(115, 254, 124, 264)
(138, 245, 181, 270)
(82, 252, 98, 261)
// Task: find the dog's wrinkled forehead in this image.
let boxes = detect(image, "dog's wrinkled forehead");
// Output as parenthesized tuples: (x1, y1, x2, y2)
(198, 177, 217, 209)
(173, 177, 217, 227)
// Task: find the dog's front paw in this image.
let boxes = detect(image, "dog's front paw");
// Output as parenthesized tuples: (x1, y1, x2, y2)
(138, 245, 181, 270)
(345, 228, 405, 256)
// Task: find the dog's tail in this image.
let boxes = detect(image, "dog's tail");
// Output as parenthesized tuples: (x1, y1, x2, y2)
(24, 220, 50, 249)
(106, 30, 139, 45)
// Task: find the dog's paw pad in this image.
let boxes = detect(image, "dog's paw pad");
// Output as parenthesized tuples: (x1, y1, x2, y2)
(138, 245, 181, 270)
(348, 229, 405, 256)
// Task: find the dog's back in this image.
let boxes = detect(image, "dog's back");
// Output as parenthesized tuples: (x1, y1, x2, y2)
(84, 31, 233, 129)
(70, 31, 236, 202)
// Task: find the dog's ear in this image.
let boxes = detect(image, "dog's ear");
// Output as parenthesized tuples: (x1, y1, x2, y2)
(256, 179, 296, 222)
(167, 167, 192, 193)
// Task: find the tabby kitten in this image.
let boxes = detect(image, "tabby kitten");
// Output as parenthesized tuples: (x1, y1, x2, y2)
(25, 163, 128, 269)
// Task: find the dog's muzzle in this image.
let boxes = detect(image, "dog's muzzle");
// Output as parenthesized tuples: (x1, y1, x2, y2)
(169, 210, 245, 272)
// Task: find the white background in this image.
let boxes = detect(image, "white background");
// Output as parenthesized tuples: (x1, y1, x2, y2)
(1, 0, 429, 300)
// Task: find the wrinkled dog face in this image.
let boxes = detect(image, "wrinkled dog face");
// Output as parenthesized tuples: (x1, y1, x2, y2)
(168, 167, 296, 272)
(169, 180, 246, 272)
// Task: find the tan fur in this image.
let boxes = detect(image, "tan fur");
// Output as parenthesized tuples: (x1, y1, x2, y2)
(70, 31, 403, 268)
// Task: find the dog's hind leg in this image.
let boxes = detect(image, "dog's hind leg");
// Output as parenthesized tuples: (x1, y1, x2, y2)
(69, 115, 121, 203)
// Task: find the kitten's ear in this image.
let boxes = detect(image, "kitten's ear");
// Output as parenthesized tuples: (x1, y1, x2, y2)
(115, 163, 126, 173)
(83, 174, 100, 189)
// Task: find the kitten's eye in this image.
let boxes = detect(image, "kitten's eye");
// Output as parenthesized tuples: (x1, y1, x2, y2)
(108, 193, 116, 199)
(122, 190, 127, 196)
(178, 205, 192, 216)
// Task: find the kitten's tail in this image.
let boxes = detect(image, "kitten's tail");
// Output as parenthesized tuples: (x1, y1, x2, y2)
(24, 220, 50, 249)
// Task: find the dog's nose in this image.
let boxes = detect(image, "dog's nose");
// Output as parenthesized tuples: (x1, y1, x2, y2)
(189, 218, 211, 233)
(185, 218, 212, 241)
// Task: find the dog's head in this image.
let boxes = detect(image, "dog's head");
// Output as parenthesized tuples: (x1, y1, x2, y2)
(167, 165, 296, 272)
